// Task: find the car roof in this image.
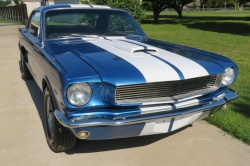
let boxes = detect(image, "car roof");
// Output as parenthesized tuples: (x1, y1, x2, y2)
(35, 4, 123, 12)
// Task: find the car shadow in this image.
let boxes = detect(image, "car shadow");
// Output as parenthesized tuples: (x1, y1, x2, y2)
(22, 78, 45, 134)
(19, 61, 45, 133)
(21, 72, 192, 154)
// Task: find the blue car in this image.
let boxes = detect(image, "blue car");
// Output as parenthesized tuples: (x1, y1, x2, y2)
(18, 4, 238, 152)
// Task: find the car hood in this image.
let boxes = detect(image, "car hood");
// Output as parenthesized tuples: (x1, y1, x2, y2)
(47, 37, 236, 86)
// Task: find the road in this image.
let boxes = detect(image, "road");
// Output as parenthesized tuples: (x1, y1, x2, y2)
(0, 25, 250, 166)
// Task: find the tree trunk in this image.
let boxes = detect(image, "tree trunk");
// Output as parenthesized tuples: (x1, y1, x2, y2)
(175, 7, 183, 18)
(153, 10, 160, 23)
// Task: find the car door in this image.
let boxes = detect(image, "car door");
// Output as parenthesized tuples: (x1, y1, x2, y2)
(22, 11, 41, 80)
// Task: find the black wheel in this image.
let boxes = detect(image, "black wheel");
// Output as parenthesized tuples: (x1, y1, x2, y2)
(20, 52, 32, 79)
(44, 87, 76, 152)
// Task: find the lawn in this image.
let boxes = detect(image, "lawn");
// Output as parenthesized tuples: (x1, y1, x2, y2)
(0, 17, 22, 24)
(141, 11, 250, 144)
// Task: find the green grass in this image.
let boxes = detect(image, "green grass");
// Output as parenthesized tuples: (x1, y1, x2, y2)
(141, 11, 250, 144)
(0, 17, 22, 24)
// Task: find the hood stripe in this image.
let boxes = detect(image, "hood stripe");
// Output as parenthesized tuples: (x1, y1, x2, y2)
(120, 39, 184, 79)
(89, 39, 181, 83)
(121, 39, 209, 79)
(150, 55, 184, 80)
(141, 40, 225, 75)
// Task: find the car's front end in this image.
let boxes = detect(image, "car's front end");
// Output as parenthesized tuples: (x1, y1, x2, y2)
(39, 4, 238, 151)
(54, 68, 238, 140)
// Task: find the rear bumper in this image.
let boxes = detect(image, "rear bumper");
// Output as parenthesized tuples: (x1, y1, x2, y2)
(54, 89, 238, 140)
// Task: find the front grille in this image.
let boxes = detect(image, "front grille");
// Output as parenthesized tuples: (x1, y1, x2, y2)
(115, 75, 221, 105)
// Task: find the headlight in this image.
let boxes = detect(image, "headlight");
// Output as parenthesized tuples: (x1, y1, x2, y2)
(66, 83, 92, 106)
(221, 68, 234, 86)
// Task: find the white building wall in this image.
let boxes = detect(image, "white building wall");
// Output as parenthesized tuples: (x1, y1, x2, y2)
(22, 0, 79, 16)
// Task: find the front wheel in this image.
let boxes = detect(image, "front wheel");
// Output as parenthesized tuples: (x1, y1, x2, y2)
(44, 87, 76, 152)
(20, 52, 32, 79)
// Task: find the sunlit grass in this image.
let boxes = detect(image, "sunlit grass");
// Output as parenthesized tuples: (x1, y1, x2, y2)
(142, 11, 250, 144)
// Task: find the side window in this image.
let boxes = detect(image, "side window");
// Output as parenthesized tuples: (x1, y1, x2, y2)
(29, 12, 40, 37)
(108, 14, 135, 34)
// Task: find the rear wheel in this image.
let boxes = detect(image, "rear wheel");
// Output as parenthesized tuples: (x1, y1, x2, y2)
(44, 87, 76, 152)
(20, 52, 32, 79)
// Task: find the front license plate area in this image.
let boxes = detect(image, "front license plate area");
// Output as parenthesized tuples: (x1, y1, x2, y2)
(139, 112, 203, 136)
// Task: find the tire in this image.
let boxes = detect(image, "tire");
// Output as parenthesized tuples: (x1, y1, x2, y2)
(20, 52, 32, 79)
(44, 87, 76, 152)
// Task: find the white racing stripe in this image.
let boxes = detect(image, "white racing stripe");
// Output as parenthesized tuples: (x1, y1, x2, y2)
(69, 4, 111, 9)
(156, 49, 209, 79)
(121, 39, 209, 79)
(89, 38, 180, 82)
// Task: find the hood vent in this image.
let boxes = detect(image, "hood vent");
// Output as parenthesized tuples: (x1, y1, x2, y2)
(111, 41, 158, 57)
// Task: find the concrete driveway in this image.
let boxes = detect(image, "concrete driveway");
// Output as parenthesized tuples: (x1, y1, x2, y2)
(0, 25, 250, 166)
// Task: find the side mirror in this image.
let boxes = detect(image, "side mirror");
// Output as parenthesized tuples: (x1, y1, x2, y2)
(25, 17, 29, 25)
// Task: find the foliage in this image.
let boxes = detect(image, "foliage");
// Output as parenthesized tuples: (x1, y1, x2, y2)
(165, 0, 195, 18)
(193, 2, 198, 8)
(238, 0, 250, 5)
(0, 0, 11, 7)
(80, 0, 146, 24)
(13, 0, 19, 4)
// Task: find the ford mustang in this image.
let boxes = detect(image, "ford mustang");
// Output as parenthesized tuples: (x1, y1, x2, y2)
(18, 4, 238, 152)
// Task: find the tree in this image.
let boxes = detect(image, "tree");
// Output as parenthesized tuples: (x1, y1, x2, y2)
(80, 0, 146, 23)
(13, 0, 19, 4)
(144, 0, 195, 19)
(238, 0, 250, 6)
(0, 0, 11, 7)
(165, 0, 195, 17)
(143, 0, 169, 23)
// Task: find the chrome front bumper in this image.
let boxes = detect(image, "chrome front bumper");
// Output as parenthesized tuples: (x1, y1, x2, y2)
(55, 89, 238, 129)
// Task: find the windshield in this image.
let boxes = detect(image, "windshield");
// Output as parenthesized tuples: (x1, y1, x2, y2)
(45, 9, 145, 39)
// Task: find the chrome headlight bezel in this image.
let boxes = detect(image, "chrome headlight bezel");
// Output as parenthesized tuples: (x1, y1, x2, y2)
(221, 67, 235, 86)
(66, 82, 92, 106)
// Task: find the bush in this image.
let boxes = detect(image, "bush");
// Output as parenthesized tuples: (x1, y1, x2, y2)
(80, 0, 146, 24)
(0, 0, 11, 7)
